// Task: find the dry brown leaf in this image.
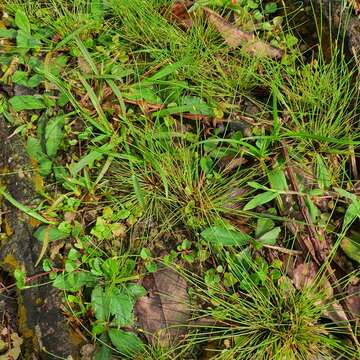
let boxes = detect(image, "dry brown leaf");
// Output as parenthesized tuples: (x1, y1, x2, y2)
(170, 0, 194, 29)
(350, 0, 360, 14)
(203, 7, 282, 59)
(134, 268, 190, 347)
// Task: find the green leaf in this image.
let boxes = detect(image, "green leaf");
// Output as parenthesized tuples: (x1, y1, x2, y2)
(247, 181, 269, 191)
(70, 143, 113, 176)
(140, 248, 152, 260)
(9, 95, 46, 111)
(334, 188, 357, 202)
(26, 137, 45, 160)
(125, 85, 162, 104)
(268, 167, 288, 192)
(45, 116, 65, 158)
(343, 201, 360, 230)
(34, 225, 68, 243)
(316, 154, 331, 190)
(145, 262, 157, 273)
(255, 217, 275, 238)
(16, 30, 41, 53)
(109, 288, 134, 327)
(0, 186, 55, 224)
(127, 284, 147, 299)
(53, 271, 98, 291)
(14, 269, 26, 289)
(91, 286, 110, 321)
(341, 237, 360, 263)
(244, 191, 278, 211)
(91, 0, 104, 21)
(27, 74, 44, 87)
(201, 226, 251, 246)
(12, 70, 28, 85)
(0, 29, 17, 38)
(264, 2, 278, 14)
(257, 227, 281, 245)
(15, 9, 31, 34)
(94, 344, 112, 360)
(39, 158, 53, 177)
(108, 329, 144, 357)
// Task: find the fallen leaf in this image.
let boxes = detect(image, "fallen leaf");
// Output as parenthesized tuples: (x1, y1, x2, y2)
(170, 0, 193, 29)
(204, 7, 282, 59)
(134, 268, 190, 346)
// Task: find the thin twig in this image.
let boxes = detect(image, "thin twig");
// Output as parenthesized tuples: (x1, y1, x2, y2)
(281, 140, 359, 347)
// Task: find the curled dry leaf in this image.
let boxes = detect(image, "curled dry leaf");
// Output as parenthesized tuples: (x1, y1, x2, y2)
(134, 268, 190, 347)
(350, 0, 360, 14)
(170, 0, 194, 29)
(203, 7, 282, 59)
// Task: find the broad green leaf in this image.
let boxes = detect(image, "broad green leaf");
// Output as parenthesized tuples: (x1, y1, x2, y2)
(94, 344, 112, 360)
(70, 143, 113, 176)
(154, 99, 213, 117)
(109, 288, 134, 327)
(255, 217, 275, 238)
(38, 158, 53, 177)
(16, 30, 41, 53)
(334, 188, 357, 202)
(15, 10, 30, 34)
(26, 137, 52, 176)
(45, 116, 65, 158)
(27, 74, 44, 87)
(243, 191, 278, 211)
(343, 201, 360, 230)
(34, 225, 68, 243)
(268, 167, 288, 191)
(257, 227, 281, 245)
(12, 71, 43, 88)
(264, 2, 277, 14)
(12, 70, 28, 85)
(53, 271, 98, 291)
(91, 286, 110, 321)
(341, 237, 360, 263)
(201, 226, 251, 246)
(102, 258, 120, 278)
(108, 329, 144, 356)
(0, 28, 17, 38)
(26, 137, 44, 161)
(126, 284, 147, 300)
(9, 95, 46, 111)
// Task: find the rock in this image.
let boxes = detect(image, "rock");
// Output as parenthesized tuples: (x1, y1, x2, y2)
(0, 118, 82, 359)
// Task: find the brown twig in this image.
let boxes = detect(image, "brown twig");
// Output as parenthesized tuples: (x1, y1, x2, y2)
(281, 140, 359, 347)
(0, 269, 63, 294)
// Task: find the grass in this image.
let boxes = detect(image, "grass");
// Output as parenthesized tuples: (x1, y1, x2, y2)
(181, 252, 359, 360)
(106, 119, 254, 234)
(1, 0, 360, 359)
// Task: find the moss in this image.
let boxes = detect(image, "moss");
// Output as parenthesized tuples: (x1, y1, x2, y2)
(4, 216, 14, 236)
(2, 253, 21, 271)
(17, 301, 40, 353)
